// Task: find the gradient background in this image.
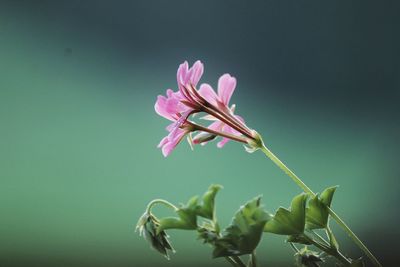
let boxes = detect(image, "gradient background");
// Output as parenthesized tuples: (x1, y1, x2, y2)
(1, 1, 399, 266)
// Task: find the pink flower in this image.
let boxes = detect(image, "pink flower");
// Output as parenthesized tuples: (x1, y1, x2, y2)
(199, 74, 236, 109)
(177, 60, 204, 94)
(155, 61, 204, 157)
(155, 60, 255, 156)
(194, 74, 244, 148)
(154, 89, 187, 122)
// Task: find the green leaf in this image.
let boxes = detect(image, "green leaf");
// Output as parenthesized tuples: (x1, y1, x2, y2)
(306, 186, 337, 229)
(212, 197, 271, 258)
(196, 184, 222, 220)
(157, 196, 199, 232)
(287, 234, 312, 245)
(326, 227, 339, 250)
(264, 193, 308, 235)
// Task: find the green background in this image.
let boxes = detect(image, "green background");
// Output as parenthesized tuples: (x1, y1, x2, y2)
(1, 1, 399, 266)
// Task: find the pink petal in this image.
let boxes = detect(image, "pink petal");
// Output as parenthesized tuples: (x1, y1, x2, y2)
(190, 60, 204, 86)
(154, 95, 173, 121)
(177, 61, 189, 92)
(216, 123, 242, 148)
(217, 137, 230, 148)
(162, 142, 175, 157)
(192, 120, 222, 146)
(157, 136, 169, 148)
(199, 83, 218, 106)
(207, 120, 223, 131)
(161, 130, 186, 157)
(218, 74, 236, 105)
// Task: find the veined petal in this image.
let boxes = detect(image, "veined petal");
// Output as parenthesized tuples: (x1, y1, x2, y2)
(207, 120, 223, 131)
(155, 95, 174, 121)
(157, 136, 169, 148)
(199, 83, 218, 106)
(161, 130, 186, 157)
(218, 74, 236, 105)
(217, 137, 230, 148)
(177, 61, 189, 85)
(190, 60, 204, 87)
(155, 88, 191, 121)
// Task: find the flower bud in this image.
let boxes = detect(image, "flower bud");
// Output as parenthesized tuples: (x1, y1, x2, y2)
(136, 212, 174, 259)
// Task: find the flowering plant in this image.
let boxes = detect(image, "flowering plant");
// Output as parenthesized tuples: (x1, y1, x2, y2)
(137, 61, 381, 267)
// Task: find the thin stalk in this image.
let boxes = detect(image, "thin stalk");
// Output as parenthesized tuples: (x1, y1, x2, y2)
(202, 105, 253, 138)
(289, 242, 300, 253)
(231, 256, 246, 267)
(260, 144, 382, 267)
(250, 251, 257, 267)
(146, 199, 178, 213)
(303, 234, 351, 266)
(186, 83, 253, 138)
(191, 123, 248, 144)
(309, 230, 330, 247)
(225, 256, 239, 267)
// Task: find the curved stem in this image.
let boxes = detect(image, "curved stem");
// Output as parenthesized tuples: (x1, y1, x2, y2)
(260, 144, 382, 267)
(146, 199, 179, 214)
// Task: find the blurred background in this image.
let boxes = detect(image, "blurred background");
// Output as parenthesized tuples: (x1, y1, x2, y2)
(0, 1, 399, 266)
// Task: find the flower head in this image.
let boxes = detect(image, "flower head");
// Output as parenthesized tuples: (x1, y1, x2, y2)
(193, 74, 244, 148)
(155, 60, 257, 156)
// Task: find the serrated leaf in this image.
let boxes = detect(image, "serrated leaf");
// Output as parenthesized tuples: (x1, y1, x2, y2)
(212, 197, 271, 258)
(196, 184, 222, 220)
(264, 193, 308, 235)
(306, 186, 337, 229)
(157, 196, 199, 232)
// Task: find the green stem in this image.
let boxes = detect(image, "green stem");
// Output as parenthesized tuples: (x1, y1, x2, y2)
(289, 242, 300, 253)
(146, 199, 178, 214)
(309, 230, 330, 247)
(303, 234, 351, 266)
(260, 144, 382, 267)
(225, 256, 239, 267)
(232, 256, 246, 267)
(250, 251, 257, 267)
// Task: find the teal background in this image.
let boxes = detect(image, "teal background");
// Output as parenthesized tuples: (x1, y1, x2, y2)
(0, 1, 399, 266)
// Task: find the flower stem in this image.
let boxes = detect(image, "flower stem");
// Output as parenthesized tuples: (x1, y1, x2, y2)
(146, 199, 178, 214)
(289, 242, 300, 253)
(250, 251, 257, 267)
(225, 256, 239, 267)
(260, 144, 382, 267)
(231, 256, 246, 267)
(191, 123, 248, 144)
